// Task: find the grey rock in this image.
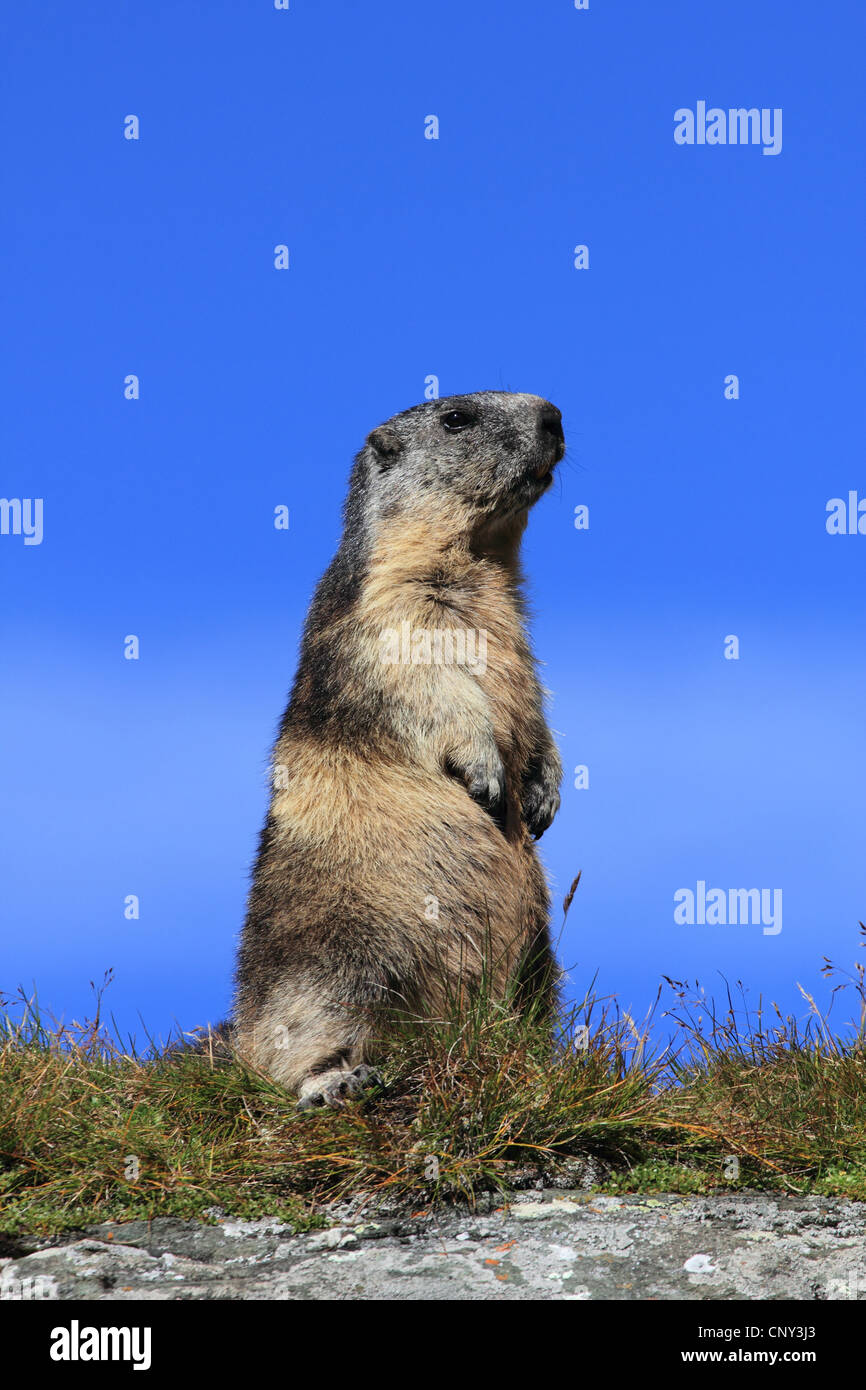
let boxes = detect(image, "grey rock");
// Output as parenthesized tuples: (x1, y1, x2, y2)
(3, 1192, 866, 1301)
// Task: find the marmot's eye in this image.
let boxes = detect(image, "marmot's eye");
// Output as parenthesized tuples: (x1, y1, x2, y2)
(441, 410, 475, 432)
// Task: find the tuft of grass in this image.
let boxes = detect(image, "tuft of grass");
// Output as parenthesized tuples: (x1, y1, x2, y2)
(3, 913, 866, 1240)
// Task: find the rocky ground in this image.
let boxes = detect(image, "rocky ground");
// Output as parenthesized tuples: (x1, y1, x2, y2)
(3, 1191, 866, 1300)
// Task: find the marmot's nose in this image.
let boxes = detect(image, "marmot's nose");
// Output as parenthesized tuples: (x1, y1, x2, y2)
(539, 404, 564, 443)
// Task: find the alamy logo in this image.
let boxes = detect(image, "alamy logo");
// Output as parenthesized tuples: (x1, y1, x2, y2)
(826, 492, 866, 534)
(50, 1320, 151, 1371)
(674, 103, 782, 156)
(0, 497, 43, 545)
(825, 1272, 866, 1300)
(380, 622, 488, 675)
(1, 1273, 57, 1300)
(674, 881, 782, 936)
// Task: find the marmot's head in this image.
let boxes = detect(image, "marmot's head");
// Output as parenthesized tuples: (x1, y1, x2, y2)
(349, 392, 565, 536)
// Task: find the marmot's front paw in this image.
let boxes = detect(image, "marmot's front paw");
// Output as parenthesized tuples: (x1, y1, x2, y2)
(522, 754, 562, 839)
(522, 781, 560, 839)
(464, 752, 506, 812)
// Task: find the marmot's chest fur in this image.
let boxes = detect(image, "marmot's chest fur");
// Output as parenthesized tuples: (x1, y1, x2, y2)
(357, 513, 537, 798)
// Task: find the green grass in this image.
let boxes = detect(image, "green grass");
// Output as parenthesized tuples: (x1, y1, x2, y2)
(3, 916, 866, 1242)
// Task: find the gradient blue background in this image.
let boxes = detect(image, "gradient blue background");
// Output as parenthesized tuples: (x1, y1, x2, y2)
(2, 0, 864, 1049)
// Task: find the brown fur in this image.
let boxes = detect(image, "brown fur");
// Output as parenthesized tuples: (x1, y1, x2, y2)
(233, 392, 564, 1104)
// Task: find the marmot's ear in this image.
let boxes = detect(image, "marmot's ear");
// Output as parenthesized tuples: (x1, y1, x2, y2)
(367, 427, 403, 464)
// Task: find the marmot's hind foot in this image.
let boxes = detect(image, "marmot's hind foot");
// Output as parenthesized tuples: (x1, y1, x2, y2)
(296, 1064, 382, 1111)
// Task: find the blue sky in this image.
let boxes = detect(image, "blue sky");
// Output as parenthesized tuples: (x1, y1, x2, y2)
(2, 0, 864, 1050)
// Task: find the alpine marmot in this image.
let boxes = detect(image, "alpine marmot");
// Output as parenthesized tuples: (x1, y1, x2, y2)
(234, 390, 565, 1107)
